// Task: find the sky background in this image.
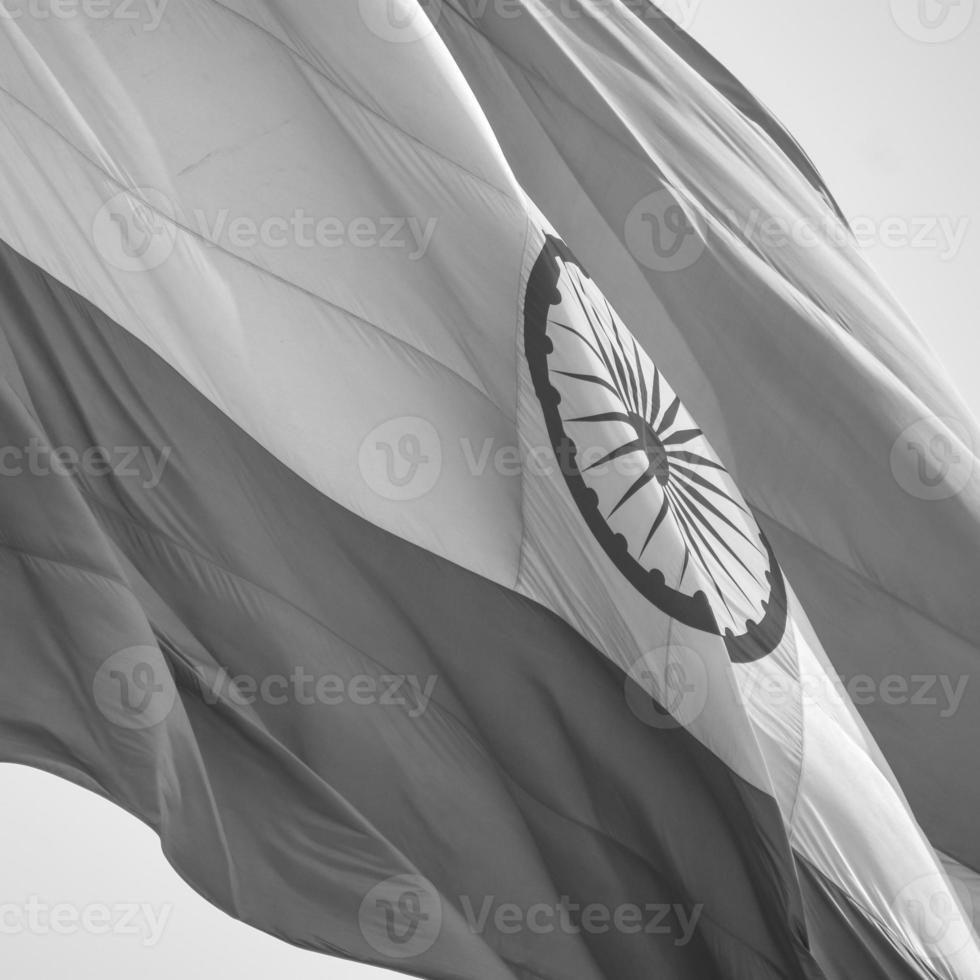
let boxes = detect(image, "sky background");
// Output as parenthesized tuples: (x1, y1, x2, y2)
(2, 1, 977, 976)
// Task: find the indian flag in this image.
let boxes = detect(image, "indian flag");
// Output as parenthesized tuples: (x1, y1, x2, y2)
(0, 2, 977, 978)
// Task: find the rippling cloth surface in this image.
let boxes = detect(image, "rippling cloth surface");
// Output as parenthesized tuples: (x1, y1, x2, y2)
(0, 2, 978, 978)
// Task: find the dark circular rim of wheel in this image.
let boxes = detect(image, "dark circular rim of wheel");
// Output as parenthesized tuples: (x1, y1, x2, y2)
(523, 235, 788, 663)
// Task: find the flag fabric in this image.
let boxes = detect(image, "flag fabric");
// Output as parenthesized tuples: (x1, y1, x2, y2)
(0, 3, 976, 979)
(427, 0, 980, 879)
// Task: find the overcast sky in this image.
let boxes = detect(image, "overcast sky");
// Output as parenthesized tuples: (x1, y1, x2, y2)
(1, 1, 977, 977)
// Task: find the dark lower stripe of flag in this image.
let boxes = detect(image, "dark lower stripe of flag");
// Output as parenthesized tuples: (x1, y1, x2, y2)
(798, 858, 944, 980)
(0, 235, 889, 979)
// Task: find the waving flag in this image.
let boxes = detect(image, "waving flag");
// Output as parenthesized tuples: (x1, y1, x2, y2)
(0, 2, 977, 979)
